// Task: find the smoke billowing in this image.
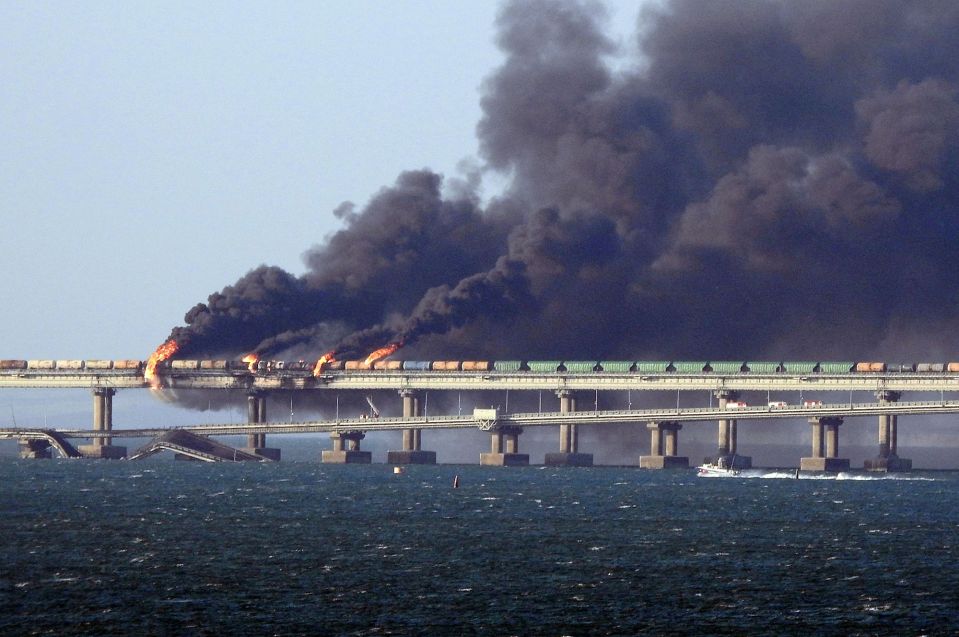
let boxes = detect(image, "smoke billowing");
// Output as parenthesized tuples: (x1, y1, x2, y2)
(164, 0, 959, 368)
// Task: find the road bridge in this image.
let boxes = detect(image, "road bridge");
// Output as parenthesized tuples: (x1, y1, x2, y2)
(2, 398, 957, 470)
(4, 368, 957, 469)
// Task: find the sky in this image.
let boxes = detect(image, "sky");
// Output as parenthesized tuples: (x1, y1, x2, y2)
(3, 1, 959, 466)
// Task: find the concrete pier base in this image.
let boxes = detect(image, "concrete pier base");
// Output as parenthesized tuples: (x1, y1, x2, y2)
(639, 455, 689, 469)
(386, 450, 437, 464)
(321, 450, 372, 464)
(77, 444, 127, 459)
(800, 457, 850, 472)
(864, 455, 913, 472)
(479, 452, 529, 466)
(544, 452, 593, 467)
(242, 447, 282, 462)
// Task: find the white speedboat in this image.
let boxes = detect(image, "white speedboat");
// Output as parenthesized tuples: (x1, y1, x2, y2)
(696, 456, 741, 477)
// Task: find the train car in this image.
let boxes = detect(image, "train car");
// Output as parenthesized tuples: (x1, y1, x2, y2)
(526, 361, 563, 373)
(171, 360, 200, 370)
(0, 360, 27, 370)
(634, 361, 670, 374)
(707, 361, 746, 374)
(403, 361, 432, 371)
(462, 361, 492, 372)
(27, 360, 56, 370)
(886, 363, 916, 373)
(816, 362, 856, 373)
(854, 362, 887, 373)
(493, 360, 523, 372)
(113, 360, 142, 370)
(917, 363, 946, 373)
(199, 360, 229, 370)
(745, 362, 780, 373)
(373, 360, 403, 371)
(55, 360, 84, 370)
(949, 363, 959, 373)
(598, 361, 632, 373)
(344, 360, 371, 370)
(563, 361, 598, 373)
(670, 361, 708, 373)
(84, 360, 112, 370)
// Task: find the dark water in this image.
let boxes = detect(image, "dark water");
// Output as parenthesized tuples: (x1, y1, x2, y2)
(2, 460, 958, 636)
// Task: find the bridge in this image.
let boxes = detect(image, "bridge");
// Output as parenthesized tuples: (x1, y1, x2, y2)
(2, 367, 955, 470)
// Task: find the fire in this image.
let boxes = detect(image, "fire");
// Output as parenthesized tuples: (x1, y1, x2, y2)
(312, 350, 337, 376)
(242, 353, 259, 373)
(363, 342, 402, 367)
(144, 339, 179, 387)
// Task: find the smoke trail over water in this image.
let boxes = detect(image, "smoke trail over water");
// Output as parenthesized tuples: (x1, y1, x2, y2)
(164, 0, 959, 368)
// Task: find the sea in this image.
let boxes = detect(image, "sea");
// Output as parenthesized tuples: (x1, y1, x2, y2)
(2, 459, 958, 636)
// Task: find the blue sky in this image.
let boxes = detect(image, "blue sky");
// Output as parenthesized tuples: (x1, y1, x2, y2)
(0, 1, 640, 432)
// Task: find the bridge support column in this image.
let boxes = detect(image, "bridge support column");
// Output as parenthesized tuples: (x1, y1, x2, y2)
(481, 426, 529, 466)
(545, 390, 593, 467)
(322, 431, 371, 464)
(865, 391, 911, 472)
(242, 393, 281, 461)
(79, 388, 126, 459)
(640, 421, 689, 469)
(712, 390, 750, 469)
(801, 417, 849, 471)
(387, 390, 436, 464)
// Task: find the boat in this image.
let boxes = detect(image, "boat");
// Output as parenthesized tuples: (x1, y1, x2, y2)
(696, 455, 741, 477)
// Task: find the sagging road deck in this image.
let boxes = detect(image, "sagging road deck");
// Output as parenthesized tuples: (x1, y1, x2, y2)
(3, 399, 959, 441)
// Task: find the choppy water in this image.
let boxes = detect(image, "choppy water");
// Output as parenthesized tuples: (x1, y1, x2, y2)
(2, 460, 958, 636)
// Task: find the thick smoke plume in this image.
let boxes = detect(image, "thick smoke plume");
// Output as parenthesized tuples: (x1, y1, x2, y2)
(164, 0, 959, 370)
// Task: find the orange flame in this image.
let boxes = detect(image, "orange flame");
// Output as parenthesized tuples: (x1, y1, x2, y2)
(145, 339, 179, 388)
(242, 353, 259, 373)
(312, 350, 337, 376)
(363, 342, 402, 367)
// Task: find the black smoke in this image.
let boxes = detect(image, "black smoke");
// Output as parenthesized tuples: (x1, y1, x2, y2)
(164, 0, 959, 371)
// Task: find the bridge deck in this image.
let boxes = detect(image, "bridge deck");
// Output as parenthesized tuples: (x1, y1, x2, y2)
(2, 399, 958, 440)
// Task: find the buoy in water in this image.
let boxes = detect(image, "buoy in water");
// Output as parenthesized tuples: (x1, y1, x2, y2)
(452, 475, 460, 488)
(393, 466, 404, 475)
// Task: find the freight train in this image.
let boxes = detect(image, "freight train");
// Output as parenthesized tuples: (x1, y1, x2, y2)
(4, 359, 959, 374)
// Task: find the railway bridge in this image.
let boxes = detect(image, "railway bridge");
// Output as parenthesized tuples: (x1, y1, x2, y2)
(4, 363, 959, 471)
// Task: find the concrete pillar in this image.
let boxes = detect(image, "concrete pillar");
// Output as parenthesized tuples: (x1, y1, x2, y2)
(712, 390, 750, 469)
(810, 418, 824, 458)
(664, 422, 681, 457)
(388, 390, 436, 464)
(545, 390, 593, 466)
(79, 389, 124, 459)
(640, 421, 688, 469)
(825, 419, 840, 458)
(243, 392, 280, 461)
(866, 391, 911, 472)
(481, 425, 529, 466)
(322, 431, 371, 463)
(801, 417, 849, 471)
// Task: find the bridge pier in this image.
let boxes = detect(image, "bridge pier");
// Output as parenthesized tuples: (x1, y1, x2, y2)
(242, 392, 281, 461)
(801, 416, 849, 471)
(480, 425, 529, 466)
(865, 391, 912, 471)
(387, 390, 436, 464)
(712, 390, 751, 469)
(545, 390, 593, 466)
(322, 431, 371, 463)
(640, 421, 689, 469)
(78, 388, 126, 459)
